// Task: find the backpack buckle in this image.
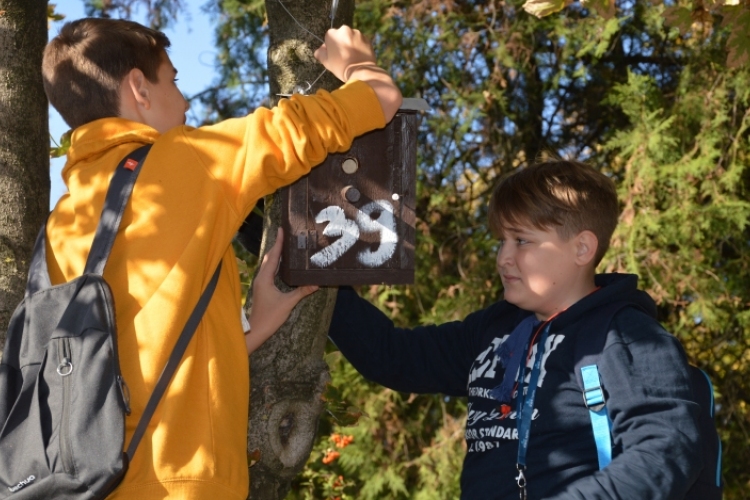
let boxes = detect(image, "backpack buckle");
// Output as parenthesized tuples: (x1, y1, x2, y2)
(581, 365, 606, 412)
(583, 386, 606, 412)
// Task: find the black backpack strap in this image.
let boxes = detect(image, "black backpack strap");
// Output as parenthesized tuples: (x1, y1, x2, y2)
(84, 144, 152, 276)
(125, 260, 223, 461)
(25, 221, 52, 297)
(25, 145, 152, 295)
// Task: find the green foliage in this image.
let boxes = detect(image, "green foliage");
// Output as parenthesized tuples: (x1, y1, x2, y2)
(82, 0, 185, 29)
(195, 0, 269, 121)
(603, 64, 750, 498)
(528, 0, 750, 69)
(288, 348, 466, 500)
(232, 239, 258, 306)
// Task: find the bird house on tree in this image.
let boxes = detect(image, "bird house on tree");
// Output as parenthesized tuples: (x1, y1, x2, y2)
(280, 99, 428, 286)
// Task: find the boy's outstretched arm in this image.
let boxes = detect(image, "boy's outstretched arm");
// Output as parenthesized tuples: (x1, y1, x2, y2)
(245, 228, 318, 355)
(314, 26, 402, 122)
(182, 25, 401, 219)
(328, 287, 492, 396)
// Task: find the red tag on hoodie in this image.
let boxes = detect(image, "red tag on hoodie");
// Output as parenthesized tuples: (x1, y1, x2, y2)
(124, 158, 139, 171)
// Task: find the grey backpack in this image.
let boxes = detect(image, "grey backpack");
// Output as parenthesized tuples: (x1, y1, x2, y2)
(0, 145, 221, 499)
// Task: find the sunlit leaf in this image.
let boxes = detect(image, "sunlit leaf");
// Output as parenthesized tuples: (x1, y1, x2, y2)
(522, 0, 568, 18)
(49, 130, 71, 159)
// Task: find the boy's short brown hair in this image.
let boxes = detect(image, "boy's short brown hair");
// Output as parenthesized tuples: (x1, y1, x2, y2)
(489, 160, 619, 265)
(43, 18, 171, 130)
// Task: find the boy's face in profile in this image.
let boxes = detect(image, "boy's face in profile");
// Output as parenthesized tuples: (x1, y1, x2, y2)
(141, 54, 188, 134)
(496, 222, 586, 320)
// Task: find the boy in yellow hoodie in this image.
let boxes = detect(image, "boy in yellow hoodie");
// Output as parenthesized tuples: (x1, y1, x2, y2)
(41, 17, 402, 499)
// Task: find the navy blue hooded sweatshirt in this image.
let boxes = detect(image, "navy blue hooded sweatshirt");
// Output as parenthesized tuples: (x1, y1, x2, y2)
(328, 273, 702, 499)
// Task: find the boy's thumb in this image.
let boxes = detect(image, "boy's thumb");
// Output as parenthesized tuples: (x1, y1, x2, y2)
(296, 285, 319, 299)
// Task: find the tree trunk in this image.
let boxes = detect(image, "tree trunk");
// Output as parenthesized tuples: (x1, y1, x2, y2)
(0, 0, 49, 353)
(246, 1, 354, 498)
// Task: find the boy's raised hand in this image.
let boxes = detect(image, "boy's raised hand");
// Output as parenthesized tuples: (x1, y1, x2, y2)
(245, 228, 318, 355)
(313, 26, 376, 82)
(314, 25, 403, 122)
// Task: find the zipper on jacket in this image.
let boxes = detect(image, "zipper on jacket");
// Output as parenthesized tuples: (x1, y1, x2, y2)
(57, 337, 75, 474)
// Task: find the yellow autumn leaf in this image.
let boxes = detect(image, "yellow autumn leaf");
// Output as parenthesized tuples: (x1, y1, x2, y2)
(522, 0, 568, 18)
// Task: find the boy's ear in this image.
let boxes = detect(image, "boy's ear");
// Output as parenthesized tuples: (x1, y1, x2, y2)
(124, 68, 151, 110)
(574, 230, 598, 267)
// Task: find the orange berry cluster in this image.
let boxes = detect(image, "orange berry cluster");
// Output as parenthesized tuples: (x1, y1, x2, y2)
(321, 433, 355, 465)
(322, 450, 340, 465)
(330, 433, 354, 448)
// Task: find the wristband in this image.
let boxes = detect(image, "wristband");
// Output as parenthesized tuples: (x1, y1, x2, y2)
(343, 62, 386, 81)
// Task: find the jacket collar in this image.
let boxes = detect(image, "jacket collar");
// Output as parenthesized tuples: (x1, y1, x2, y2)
(548, 273, 656, 331)
(503, 273, 657, 333)
(63, 118, 160, 184)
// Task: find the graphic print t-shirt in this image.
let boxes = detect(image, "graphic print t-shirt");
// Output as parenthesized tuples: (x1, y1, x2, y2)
(465, 327, 566, 452)
(460, 322, 600, 499)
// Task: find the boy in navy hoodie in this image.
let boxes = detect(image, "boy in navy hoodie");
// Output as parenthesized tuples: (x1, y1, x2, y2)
(321, 160, 702, 499)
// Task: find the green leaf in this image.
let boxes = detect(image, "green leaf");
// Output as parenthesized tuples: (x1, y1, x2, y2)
(662, 6, 693, 35)
(576, 17, 622, 58)
(47, 4, 65, 24)
(722, 8, 750, 68)
(49, 130, 71, 159)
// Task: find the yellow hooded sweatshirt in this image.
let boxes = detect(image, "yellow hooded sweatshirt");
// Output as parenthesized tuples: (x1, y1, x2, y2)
(45, 81, 384, 500)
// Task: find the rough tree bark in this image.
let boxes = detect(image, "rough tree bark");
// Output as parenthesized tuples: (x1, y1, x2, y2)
(0, 0, 49, 353)
(245, 0, 355, 498)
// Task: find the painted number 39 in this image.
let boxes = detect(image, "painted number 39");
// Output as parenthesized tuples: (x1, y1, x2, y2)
(310, 200, 398, 268)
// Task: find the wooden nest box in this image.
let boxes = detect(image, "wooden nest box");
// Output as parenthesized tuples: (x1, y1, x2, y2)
(280, 98, 428, 286)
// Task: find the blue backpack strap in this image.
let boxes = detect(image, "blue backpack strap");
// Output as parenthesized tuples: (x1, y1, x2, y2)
(699, 369, 722, 489)
(693, 367, 723, 491)
(581, 364, 613, 469)
(573, 301, 641, 470)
